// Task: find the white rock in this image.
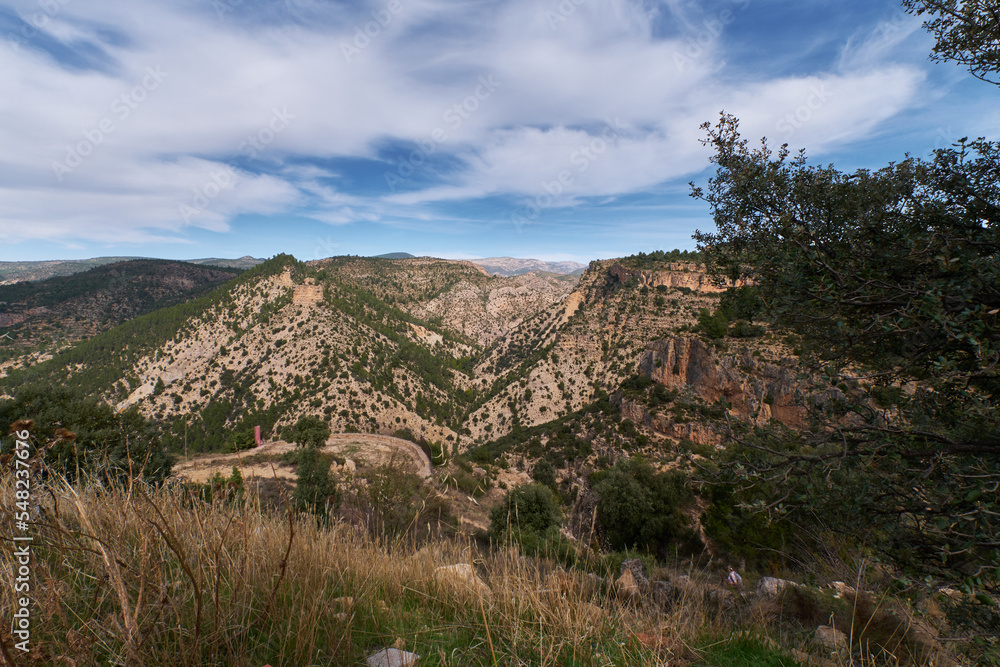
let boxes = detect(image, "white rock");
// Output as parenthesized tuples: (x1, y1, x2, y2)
(814, 625, 848, 649)
(756, 576, 795, 598)
(433, 563, 492, 599)
(366, 648, 420, 667)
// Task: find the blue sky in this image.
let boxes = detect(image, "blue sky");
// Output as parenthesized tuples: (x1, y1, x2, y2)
(0, 0, 995, 263)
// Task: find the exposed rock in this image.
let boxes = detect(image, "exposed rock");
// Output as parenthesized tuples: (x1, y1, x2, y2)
(829, 581, 856, 598)
(433, 563, 492, 600)
(706, 587, 737, 611)
(814, 625, 848, 650)
(639, 336, 810, 430)
(621, 558, 649, 587)
(616, 568, 641, 597)
(757, 576, 796, 598)
(366, 647, 420, 667)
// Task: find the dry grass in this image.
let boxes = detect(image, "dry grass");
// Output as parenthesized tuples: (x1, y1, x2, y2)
(0, 476, 695, 666)
(0, 475, 960, 666)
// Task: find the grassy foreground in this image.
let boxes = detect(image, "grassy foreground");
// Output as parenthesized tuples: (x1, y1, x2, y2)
(0, 476, 946, 666)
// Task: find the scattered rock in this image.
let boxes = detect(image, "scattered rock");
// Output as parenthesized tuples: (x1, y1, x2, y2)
(433, 563, 492, 600)
(756, 576, 795, 598)
(814, 625, 848, 650)
(343, 459, 357, 473)
(621, 558, 649, 587)
(366, 647, 420, 667)
(616, 568, 641, 597)
(790, 648, 839, 667)
(829, 581, 856, 598)
(706, 587, 737, 611)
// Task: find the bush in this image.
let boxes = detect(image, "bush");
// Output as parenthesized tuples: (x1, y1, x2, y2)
(531, 457, 556, 489)
(293, 444, 338, 518)
(592, 458, 697, 554)
(696, 308, 728, 339)
(286, 415, 330, 448)
(0, 385, 171, 483)
(489, 483, 561, 538)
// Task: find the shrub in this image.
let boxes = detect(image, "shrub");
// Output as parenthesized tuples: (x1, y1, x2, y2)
(489, 483, 561, 538)
(293, 444, 338, 518)
(286, 415, 330, 448)
(696, 308, 728, 339)
(592, 457, 697, 554)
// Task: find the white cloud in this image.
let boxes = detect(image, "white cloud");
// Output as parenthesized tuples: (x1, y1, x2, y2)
(0, 0, 939, 248)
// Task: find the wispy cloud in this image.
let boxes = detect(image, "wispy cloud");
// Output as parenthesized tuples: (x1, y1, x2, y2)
(0, 0, 984, 258)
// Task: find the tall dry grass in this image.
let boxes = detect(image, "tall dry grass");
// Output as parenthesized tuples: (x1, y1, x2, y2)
(0, 475, 958, 666)
(0, 476, 716, 666)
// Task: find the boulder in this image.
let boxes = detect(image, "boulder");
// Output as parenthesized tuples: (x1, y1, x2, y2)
(829, 581, 856, 598)
(433, 563, 492, 600)
(756, 576, 795, 598)
(366, 648, 420, 667)
(616, 568, 641, 597)
(814, 625, 848, 650)
(621, 558, 649, 587)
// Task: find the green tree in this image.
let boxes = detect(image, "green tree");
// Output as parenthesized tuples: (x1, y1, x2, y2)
(489, 483, 561, 538)
(592, 457, 693, 553)
(294, 444, 337, 518)
(286, 415, 331, 448)
(0, 385, 172, 483)
(903, 0, 1000, 85)
(691, 113, 999, 586)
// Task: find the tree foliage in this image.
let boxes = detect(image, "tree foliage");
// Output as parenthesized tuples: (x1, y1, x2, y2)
(691, 113, 1000, 588)
(592, 457, 695, 554)
(0, 386, 171, 483)
(489, 483, 562, 538)
(293, 444, 337, 518)
(285, 415, 331, 448)
(903, 0, 1000, 85)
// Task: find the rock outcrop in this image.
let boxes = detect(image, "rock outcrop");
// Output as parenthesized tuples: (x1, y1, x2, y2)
(433, 563, 492, 600)
(756, 576, 797, 598)
(638, 336, 813, 430)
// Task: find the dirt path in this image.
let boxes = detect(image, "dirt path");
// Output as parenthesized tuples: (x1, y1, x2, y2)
(171, 433, 432, 483)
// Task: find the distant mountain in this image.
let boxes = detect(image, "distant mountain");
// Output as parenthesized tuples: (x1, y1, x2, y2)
(0, 257, 143, 284)
(0, 255, 263, 284)
(187, 256, 265, 269)
(0, 259, 241, 353)
(372, 252, 416, 259)
(469, 257, 588, 277)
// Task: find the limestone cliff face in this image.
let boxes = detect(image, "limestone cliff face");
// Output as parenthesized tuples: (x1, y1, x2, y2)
(634, 336, 814, 434)
(607, 262, 729, 293)
(617, 395, 722, 445)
